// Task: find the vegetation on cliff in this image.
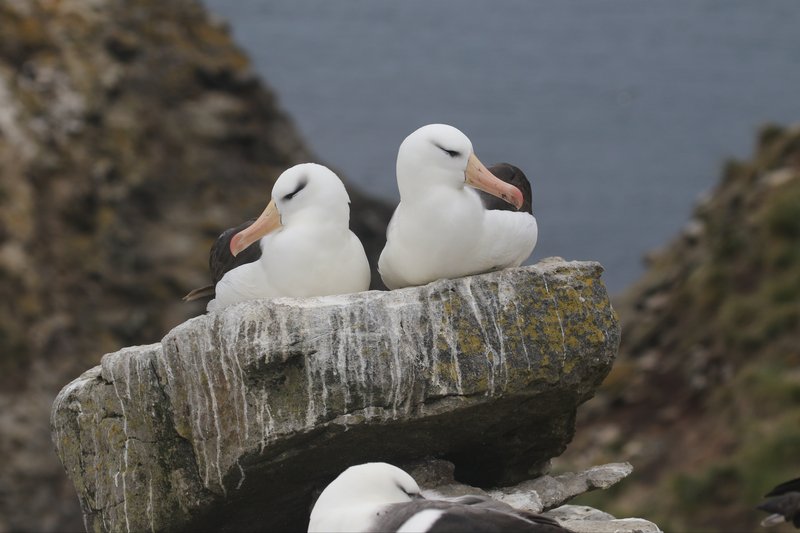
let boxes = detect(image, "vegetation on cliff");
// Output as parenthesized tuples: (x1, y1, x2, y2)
(0, 1, 389, 530)
(560, 124, 800, 532)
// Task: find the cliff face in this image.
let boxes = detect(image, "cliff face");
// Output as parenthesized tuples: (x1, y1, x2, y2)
(52, 261, 620, 532)
(560, 124, 800, 531)
(0, 1, 390, 530)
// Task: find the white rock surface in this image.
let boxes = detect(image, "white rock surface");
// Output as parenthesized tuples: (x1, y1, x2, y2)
(547, 505, 663, 533)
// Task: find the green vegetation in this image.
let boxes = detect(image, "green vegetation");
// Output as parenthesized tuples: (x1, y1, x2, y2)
(560, 124, 800, 532)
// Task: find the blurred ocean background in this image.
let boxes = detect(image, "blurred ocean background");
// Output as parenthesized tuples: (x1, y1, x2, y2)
(203, 0, 800, 292)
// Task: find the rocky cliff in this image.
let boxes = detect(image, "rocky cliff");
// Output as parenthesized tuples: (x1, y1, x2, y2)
(559, 124, 800, 531)
(0, 1, 390, 530)
(51, 261, 621, 532)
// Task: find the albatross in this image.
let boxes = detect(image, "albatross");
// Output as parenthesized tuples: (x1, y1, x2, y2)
(185, 163, 370, 312)
(757, 477, 800, 528)
(378, 124, 538, 289)
(308, 462, 571, 533)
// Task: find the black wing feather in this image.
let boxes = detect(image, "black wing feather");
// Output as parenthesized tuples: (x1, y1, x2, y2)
(428, 510, 569, 532)
(757, 493, 800, 527)
(756, 478, 800, 528)
(378, 499, 572, 532)
(766, 477, 800, 497)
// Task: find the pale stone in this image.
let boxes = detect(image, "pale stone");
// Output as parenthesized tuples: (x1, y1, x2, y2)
(547, 505, 663, 533)
(52, 260, 620, 532)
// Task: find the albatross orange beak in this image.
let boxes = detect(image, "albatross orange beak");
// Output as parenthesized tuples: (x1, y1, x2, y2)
(465, 153, 524, 210)
(229, 199, 282, 257)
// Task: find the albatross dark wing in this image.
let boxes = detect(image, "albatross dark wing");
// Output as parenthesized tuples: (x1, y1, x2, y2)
(426, 509, 569, 533)
(378, 497, 572, 532)
(480, 163, 533, 215)
(183, 219, 262, 301)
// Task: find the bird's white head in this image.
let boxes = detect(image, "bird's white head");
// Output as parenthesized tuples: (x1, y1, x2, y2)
(272, 163, 351, 225)
(308, 462, 421, 532)
(396, 124, 523, 210)
(230, 163, 351, 256)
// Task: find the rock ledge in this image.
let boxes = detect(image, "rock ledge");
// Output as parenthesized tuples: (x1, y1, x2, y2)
(52, 259, 619, 531)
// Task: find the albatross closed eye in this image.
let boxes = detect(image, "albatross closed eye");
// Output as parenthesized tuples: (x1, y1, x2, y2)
(434, 143, 461, 158)
(283, 179, 308, 201)
(396, 482, 423, 499)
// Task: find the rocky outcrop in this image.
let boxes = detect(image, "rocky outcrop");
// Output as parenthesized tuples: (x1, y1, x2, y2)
(558, 124, 800, 531)
(0, 0, 391, 530)
(52, 260, 620, 532)
(546, 506, 661, 533)
(408, 460, 661, 533)
(489, 462, 634, 513)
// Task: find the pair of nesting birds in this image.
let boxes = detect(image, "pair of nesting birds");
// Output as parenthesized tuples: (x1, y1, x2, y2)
(186, 124, 538, 311)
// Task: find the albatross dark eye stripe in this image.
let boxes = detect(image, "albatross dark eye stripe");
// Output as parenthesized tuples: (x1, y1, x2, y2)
(282, 178, 308, 201)
(434, 143, 461, 158)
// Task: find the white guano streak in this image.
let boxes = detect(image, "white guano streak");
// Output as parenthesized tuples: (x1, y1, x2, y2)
(198, 340, 226, 496)
(107, 358, 132, 533)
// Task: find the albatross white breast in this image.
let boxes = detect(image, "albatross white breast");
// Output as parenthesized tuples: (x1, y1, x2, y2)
(308, 462, 571, 533)
(378, 124, 538, 289)
(197, 163, 370, 312)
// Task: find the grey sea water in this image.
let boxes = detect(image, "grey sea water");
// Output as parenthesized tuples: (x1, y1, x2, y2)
(203, 0, 800, 292)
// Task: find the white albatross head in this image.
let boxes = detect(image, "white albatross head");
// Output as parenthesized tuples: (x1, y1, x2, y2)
(396, 124, 523, 210)
(230, 163, 351, 256)
(308, 462, 421, 533)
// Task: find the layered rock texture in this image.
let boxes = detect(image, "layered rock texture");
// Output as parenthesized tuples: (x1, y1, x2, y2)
(559, 124, 800, 531)
(0, 0, 390, 530)
(52, 261, 620, 532)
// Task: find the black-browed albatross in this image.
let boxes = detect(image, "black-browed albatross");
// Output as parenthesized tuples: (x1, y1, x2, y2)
(184, 163, 370, 312)
(308, 462, 572, 532)
(758, 477, 800, 528)
(378, 124, 538, 290)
